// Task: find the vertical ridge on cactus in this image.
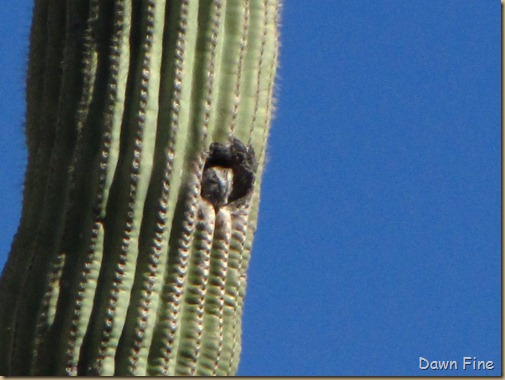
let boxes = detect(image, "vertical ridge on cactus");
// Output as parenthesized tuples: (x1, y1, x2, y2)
(0, 0, 280, 376)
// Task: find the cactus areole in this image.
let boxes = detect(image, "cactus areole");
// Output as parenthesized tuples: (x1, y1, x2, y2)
(0, 0, 279, 376)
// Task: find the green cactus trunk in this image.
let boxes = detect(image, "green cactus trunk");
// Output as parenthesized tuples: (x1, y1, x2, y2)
(0, 0, 279, 376)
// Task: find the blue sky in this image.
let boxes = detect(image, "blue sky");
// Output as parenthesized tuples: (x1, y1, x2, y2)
(0, 1, 501, 376)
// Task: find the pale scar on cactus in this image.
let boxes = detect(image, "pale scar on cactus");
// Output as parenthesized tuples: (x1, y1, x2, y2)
(0, 0, 279, 376)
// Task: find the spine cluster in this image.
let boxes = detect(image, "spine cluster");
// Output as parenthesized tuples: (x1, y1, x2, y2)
(0, 0, 279, 376)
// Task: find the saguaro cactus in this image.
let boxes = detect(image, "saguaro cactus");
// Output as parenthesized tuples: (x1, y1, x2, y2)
(0, 0, 279, 376)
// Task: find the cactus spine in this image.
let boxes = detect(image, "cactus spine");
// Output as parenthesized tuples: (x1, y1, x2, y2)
(0, 0, 279, 376)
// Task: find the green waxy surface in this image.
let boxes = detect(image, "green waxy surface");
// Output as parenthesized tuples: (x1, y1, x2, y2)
(0, 0, 279, 376)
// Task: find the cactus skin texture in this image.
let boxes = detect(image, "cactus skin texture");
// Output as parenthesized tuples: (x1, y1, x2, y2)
(0, 0, 279, 376)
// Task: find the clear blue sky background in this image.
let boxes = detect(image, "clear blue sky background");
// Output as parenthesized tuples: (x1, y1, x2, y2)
(0, 1, 500, 377)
